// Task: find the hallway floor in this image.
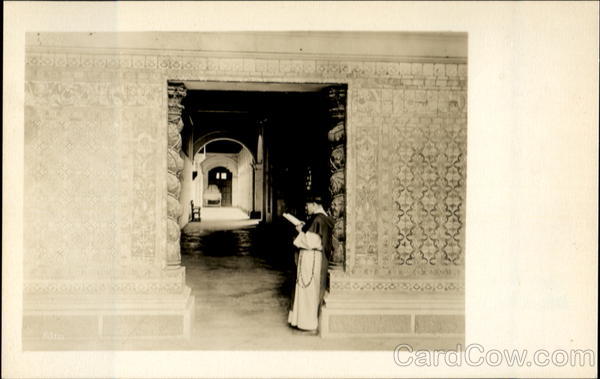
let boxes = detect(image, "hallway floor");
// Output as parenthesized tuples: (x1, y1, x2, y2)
(199, 206, 253, 221)
(176, 220, 457, 351)
(181, 222, 300, 349)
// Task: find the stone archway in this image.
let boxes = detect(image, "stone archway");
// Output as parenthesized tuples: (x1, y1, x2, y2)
(200, 154, 238, 177)
(194, 135, 256, 162)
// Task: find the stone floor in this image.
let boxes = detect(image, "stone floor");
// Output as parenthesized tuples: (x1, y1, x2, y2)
(199, 206, 254, 221)
(172, 214, 459, 351)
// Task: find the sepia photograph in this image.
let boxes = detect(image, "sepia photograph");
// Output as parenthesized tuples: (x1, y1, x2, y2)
(3, 2, 598, 378)
(21, 30, 467, 351)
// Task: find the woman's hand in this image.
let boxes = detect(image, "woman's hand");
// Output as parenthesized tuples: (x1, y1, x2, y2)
(295, 223, 305, 233)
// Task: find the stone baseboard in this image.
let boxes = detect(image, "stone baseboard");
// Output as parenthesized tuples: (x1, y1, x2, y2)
(23, 286, 195, 345)
(320, 292, 464, 343)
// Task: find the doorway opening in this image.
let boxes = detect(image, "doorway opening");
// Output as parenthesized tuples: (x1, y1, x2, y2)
(208, 167, 232, 206)
(174, 80, 347, 347)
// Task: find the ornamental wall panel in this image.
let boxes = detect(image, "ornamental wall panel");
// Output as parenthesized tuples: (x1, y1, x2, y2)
(24, 60, 171, 294)
(25, 48, 466, 296)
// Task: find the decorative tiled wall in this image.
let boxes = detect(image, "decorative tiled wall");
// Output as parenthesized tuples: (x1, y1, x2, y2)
(348, 83, 467, 280)
(24, 48, 466, 295)
(24, 54, 172, 294)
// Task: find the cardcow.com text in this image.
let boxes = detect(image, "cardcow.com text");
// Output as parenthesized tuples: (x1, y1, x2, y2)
(393, 344, 596, 368)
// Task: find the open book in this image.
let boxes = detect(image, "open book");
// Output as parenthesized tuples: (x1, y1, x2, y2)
(282, 212, 304, 226)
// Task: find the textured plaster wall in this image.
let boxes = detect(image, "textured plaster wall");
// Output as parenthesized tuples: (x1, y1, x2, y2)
(24, 41, 466, 296)
(236, 147, 254, 213)
(179, 153, 194, 227)
(192, 152, 205, 204)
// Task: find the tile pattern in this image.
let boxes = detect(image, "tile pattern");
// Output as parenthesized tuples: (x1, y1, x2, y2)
(348, 85, 466, 277)
(24, 62, 171, 291)
(24, 49, 466, 294)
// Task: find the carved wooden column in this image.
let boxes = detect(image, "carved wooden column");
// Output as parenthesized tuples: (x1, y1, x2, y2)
(325, 86, 347, 269)
(166, 83, 187, 267)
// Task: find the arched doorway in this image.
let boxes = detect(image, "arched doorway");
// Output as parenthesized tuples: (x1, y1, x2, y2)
(192, 139, 257, 218)
(208, 166, 232, 206)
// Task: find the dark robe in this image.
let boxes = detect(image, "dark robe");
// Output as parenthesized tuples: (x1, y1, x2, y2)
(301, 212, 334, 307)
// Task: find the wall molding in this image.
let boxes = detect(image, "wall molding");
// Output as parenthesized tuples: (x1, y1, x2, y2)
(25, 43, 467, 65)
(25, 48, 468, 77)
(329, 278, 464, 294)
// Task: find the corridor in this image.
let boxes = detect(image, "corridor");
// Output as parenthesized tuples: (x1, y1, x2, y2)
(181, 221, 298, 349)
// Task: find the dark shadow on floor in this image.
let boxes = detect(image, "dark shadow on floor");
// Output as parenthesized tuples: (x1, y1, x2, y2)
(182, 219, 298, 301)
